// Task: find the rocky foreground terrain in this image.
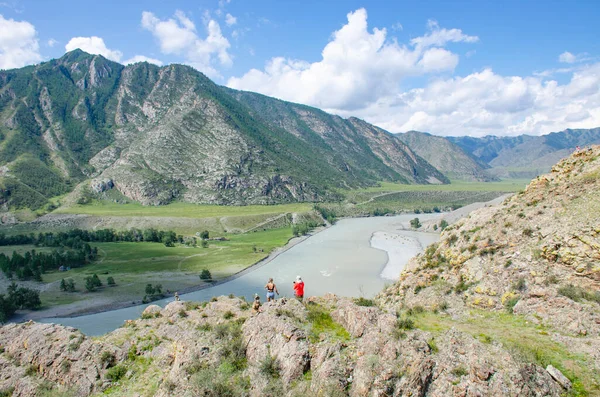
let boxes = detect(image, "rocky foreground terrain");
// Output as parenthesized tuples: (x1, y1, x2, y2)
(0, 148, 599, 396)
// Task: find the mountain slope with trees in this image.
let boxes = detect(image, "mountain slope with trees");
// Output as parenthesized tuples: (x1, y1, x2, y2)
(0, 50, 448, 211)
(396, 130, 497, 181)
(447, 128, 600, 178)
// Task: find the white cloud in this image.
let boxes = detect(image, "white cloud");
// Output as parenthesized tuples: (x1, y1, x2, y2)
(225, 13, 237, 26)
(392, 22, 403, 31)
(558, 51, 595, 64)
(47, 38, 58, 47)
(228, 8, 476, 111)
(410, 19, 478, 49)
(0, 14, 42, 69)
(141, 10, 232, 78)
(123, 55, 163, 66)
(228, 8, 600, 137)
(559, 51, 577, 63)
(356, 64, 600, 136)
(64, 36, 163, 68)
(65, 36, 123, 62)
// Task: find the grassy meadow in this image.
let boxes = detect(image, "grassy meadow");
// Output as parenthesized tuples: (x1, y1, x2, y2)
(54, 201, 313, 218)
(8, 227, 294, 312)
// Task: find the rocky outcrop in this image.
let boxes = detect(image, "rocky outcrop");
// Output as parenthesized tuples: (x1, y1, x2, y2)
(0, 295, 570, 396)
(377, 146, 600, 393)
(90, 178, 113, 194)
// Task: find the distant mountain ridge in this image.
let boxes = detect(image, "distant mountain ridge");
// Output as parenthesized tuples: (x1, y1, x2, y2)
(396, 131, 497, 182)
(0, 50, 447, 210)
(447, 128, 600, 178)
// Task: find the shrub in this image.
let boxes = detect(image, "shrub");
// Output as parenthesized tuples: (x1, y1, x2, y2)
(259, 355, 281, 379)
(0, 387, 15, 397)
(106, 365, 127, 382)
(127, 344, 138, 361)
(439, 301, 449, 311)
(25, 364, 38, 376)
(452, 366, 468, 377)
(427, 338, 439, 353)
(100, 351, 116, 367)
(396, 317, 415, 330)
(201, 240, 209, 248)
(410, 218, 421, 229)
(197, 323, 212, 332)
(522, 228, 534, 237)
(178, 309, 188, 318)
(60, 360, 71, 373)
(512, 277, 527, 292)
(200, 270, 212, 280)
(504, 297, 520, 313)
(447, 234, 458, 245)
(354, 297, 375, 307)
(223, 311, 235, 320)
(107, 277, 115, 286)
(558, 284, 600, 304)
(440, 220, 449, 231)
(214, 323, 230, 339)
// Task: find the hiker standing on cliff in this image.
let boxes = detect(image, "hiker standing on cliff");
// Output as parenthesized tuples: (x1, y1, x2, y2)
(265, 278, 279, 302)
(293, 275, 304, 302)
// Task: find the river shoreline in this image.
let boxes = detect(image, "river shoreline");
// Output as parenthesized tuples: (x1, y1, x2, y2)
(14, 225, 329, 321)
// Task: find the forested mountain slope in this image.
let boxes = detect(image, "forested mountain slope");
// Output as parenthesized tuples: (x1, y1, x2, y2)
(0, 50, 447, 210)
(448, 128, 600, 178)
(396, 130, 497, 181)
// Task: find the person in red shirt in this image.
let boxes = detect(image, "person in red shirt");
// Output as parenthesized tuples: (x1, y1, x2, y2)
(293, 275, 304, 302)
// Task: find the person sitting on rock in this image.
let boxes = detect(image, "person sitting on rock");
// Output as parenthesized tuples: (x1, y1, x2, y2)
(174, 292, 180, 301)
(265, 278, 279, 302)
(252, 294, 262, 313)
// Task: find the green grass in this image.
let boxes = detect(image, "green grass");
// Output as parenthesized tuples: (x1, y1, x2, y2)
(411, 310, 599, 396)
(353, 179, 529, 194)
(5, 227, 293, 313)
(306, 303, 351, 343)
(55, 201, 312, 218)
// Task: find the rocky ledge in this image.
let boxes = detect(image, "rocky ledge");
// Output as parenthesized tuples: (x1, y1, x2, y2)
(0, 295, 573, 397)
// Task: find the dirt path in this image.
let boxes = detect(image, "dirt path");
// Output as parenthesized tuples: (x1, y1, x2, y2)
(356, 191, 399, 206)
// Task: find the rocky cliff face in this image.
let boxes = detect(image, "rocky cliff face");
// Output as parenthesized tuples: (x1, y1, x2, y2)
(0, 51, 447, 209)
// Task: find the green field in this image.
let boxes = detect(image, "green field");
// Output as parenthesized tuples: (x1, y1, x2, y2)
(2, 227, 295, 313)
(55, 201, 313, 218)
(317, 179, 529, 217)
(355, 179, 529, 193)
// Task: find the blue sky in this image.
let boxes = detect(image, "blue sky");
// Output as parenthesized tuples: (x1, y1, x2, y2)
(1, 0, 599, 136)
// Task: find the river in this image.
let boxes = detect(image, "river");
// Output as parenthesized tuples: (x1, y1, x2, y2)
(41, 213, 441, 335)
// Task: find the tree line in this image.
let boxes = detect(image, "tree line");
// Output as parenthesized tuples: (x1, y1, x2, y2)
(0, 282, 41, 323)
(0, 228, 182, 248)
(0, 244, 98, 281)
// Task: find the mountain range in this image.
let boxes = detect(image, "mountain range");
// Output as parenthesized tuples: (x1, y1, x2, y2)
(0, 50, 599, 210)
(0, 50, 447, 209)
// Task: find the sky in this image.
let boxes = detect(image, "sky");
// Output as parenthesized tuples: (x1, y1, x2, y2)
(1, 0, 599, 137)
